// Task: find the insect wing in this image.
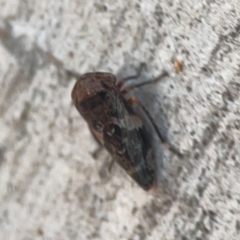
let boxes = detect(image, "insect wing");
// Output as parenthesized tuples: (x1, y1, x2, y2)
(102, 89, 156, 190)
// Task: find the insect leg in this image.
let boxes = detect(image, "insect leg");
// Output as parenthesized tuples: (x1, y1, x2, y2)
(118, 66, 169, 95)
(108, 158, 115, 172)
(127, 96, 183, 158)
(117, 63, 146, 91)
(92, 145, 105, 159)
(127, 70, 169, 89)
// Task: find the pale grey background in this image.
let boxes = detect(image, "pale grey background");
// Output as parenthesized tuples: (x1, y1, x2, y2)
(0, 1, 240, 240)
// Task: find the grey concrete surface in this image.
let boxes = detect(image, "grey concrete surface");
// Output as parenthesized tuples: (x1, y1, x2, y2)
(0, 1, 240, 240)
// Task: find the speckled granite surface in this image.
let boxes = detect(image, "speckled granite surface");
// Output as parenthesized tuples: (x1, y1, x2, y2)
(0, 1, 240, 240)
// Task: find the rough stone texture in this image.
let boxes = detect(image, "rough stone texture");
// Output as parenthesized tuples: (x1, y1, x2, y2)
(0, 1, 240, 240)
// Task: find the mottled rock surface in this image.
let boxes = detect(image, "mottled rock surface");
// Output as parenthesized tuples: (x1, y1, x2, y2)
(0, 1, 240, 240)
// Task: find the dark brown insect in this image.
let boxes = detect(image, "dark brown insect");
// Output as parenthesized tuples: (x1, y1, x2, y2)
(70, 67, 182, 191)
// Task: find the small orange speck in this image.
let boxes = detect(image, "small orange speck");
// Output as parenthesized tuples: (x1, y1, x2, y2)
(174, 59, 183, 73)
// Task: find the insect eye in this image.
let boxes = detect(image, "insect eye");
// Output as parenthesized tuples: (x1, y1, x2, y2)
(80, 91, 107, 110)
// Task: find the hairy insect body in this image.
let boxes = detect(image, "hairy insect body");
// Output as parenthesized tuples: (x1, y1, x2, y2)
(71, 72, 157, 190)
